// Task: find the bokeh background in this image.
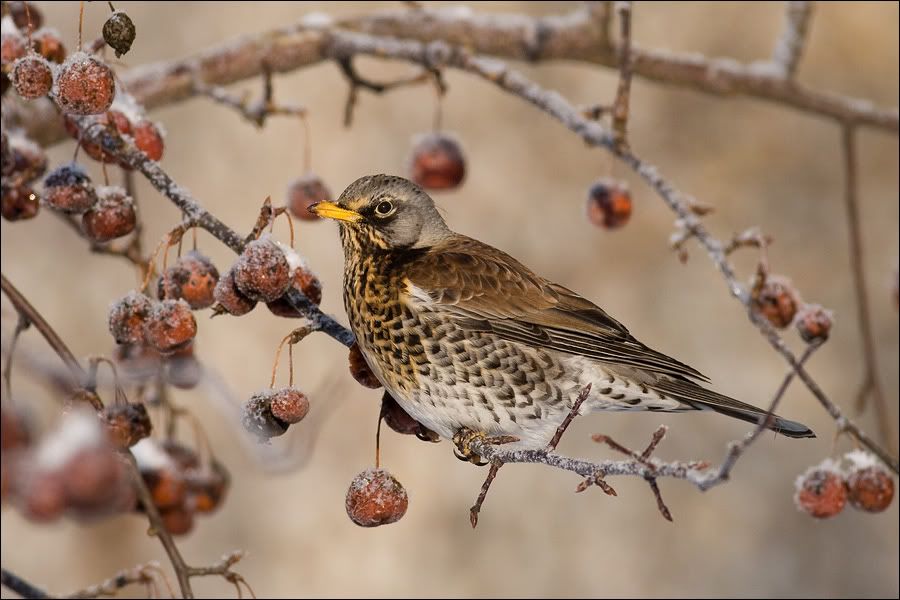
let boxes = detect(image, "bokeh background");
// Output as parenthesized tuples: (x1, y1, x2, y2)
(2, 1, 898, 598)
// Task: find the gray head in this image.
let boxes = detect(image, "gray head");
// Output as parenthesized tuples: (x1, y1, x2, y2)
(309, 174, 450, 251)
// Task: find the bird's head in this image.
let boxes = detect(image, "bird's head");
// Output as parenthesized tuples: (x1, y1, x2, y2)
(309, 174, 450, 252)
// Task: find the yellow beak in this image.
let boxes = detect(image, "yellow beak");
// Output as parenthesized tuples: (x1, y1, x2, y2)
(309, 201, 363, 223)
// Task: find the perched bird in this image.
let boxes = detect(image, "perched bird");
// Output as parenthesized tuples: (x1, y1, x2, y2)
(310, 175, 814, 452)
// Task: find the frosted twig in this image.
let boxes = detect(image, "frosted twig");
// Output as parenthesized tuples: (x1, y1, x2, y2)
(771, 1, 814, 78)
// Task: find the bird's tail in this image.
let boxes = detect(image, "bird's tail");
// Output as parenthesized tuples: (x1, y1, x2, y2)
(651, 379, 815, 439)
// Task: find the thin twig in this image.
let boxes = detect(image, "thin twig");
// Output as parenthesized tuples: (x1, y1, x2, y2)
(3, 313, 30, 402)
(611, 1, 633, 146)
(547, 384, 592, 452)
(469, 460, 502, 529)
(771, 1, 814, 78)
(1, 569, 49, 599)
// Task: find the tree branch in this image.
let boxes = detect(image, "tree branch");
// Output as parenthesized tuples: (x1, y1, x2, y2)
(771, 1, 814, 78)
(1, 569, 49, 600)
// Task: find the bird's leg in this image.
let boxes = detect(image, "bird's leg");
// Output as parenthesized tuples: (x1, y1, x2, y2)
(452, 427, 519, 466)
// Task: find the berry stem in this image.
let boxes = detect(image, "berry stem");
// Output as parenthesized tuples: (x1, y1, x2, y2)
(78, 0, 85, 51)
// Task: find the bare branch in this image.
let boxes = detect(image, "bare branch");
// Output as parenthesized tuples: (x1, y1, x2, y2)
(1, 569, 49, 599)
(771, 1, 815, 78)
(611, 1, 633, 146)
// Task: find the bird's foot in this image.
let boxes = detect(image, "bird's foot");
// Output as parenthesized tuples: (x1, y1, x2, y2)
(452, 428, 519, 466)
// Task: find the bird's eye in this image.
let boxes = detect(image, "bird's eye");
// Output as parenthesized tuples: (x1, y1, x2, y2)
(374, 200, 395, 217)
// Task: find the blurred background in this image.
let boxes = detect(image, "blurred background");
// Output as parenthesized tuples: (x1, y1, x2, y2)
(1, 1, 898, 598)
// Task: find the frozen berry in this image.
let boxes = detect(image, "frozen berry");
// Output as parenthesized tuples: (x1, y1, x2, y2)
(64, 110, 132, 163)
(3, 2, 43, 31)
(102, 11, 136, 58)
(795, 304, 833, 343)
(844, 451, 894, 513)
(143, 299, 197, 354)
(408, 132, 466, 190)
(157, 251, 219, 309)
(241, 388, 307, 441)
(108, 291, 153, 345)
(794, 462, 847, 519)
(160, 506, 194, 535)
(102, 402, 152, 449)
(349, 342, 381, 389)
(6, 135, 47, 183)
(345, 468, 408, 527)
(11, 54, 52, 99)
(164, 344, 203, 390)
(233, 238, 291, 303)
(31, 28, 65, 63)
(270, 388, 310, 425)
(43, 163, 97, 213)
(0, 33, 27, 66)
(586, 178, 632, 229)
(55, 54, 115, 115)
(82, 186, 136, 242)
(212, 266, 257, 316)
(133, 120, 164, 161)
(267, 265, 322, 317)
(286, 173, 331, 221)
(752, 275, 799, 329)
(1, 183, 39, 221)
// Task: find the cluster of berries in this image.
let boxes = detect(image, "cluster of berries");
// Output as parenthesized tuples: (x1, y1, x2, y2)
(794, 451, 894, 519)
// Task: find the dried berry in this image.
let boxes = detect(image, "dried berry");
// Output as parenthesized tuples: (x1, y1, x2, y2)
(408, 132, 466, 190)
(157, 251, 219, 309)
(212, 266, 257, 316)
(345, 468, 408, 527)
(241, 389, 308, 441)
(1, 183, 39, 221)
(11, 54, 52, 99)
(286, 173, 332, 221)
(31, 28, 65, 63)
(3, 2, 43, 31)
(82, 186, 136, 242)
(143, 299, 197, 354)
(55, 54, 116, 115)
(349, 342, 381, 389)
(269, 388, 310, 425)
(0, 33, 28, 66)
(586, 178, 632, 229)
(102, 11, 136, 58)
(233, 238, 292, 303)
(794, 462, 847, 519)
(164, 344, 203, 390)
(795, 304, 833, 343)
(43, 163, 97, 213)
(844, 451, 894, 513)
(102, 403, 152, 449)
(133, 120, 164, 161)
(108, 291, 153, 345)
(752, 275, 799, 329)
(267, 265, 322, 317)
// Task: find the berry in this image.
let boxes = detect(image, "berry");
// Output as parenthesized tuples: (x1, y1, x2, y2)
(795, 304, 833, 343)
(186, 466, 229, 514)
(11, 54, 52, 99)
(267, 265, 322, 317)
(794, 462, 847, 519)
(102, 11, 136, 58)
(1, 183, 39, 221)
(380, 392, 433, 439)
(844, 451, 894, 513)
(108, 291, 153, 345)
(0, 131, 9, 174)
(1, 405, 32, 451)
(157, 251, 220, 309)
(408, 132, 466, 190)
(752, 275, 799, 329)
(241, 388, 309, 441)
(269, 388, 310, 425)
(133, 120, 164, 161)
(143, 299, 197, 354)
(345, 468, 408, 527)
(63, 110, 133, 163)
(164, 344, 203, 390)
(0, 33, 28, 66)
(349, 342, 381, 389)
(286, 173, 332, 221)
(102, 402, 152, 449)
(20, 471, 66, 523)
(61, 446, 127, 511)
(31, 28, 66, 63)
(43, 163, 97, 213)
(5, 134, 47, 183)
(82, 186, 136, 242)
(586, 178, 632, 229)
(212, 266, 257, 316)
(233, 238, 292, 303)
(3, 2, 43, 31)
(55, 54, 116, 115)
(160, 506, 194, 535)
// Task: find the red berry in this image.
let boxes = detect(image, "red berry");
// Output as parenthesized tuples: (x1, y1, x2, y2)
(794, 462, 847, 519)
(844, 451, 894, 513)
(408, 132, 466, 190)
(753, 275, 799, 329)
(82, 186, 136, 242)
(286, 173, 332, 221)
(269, 388, 310, 425)
(0, 33, 28, 66)
(795, 304, 833, 343)
(108, 291, 153, 345)
(233, 238, 291, 303)
(1, 183, 39, 221)
(102, 402, 152, 449)
(55, 54, 116, 116)
(348, 342, 381, 389)
(62, 446, 128, 512)
(63, 110, 133, 164)
(102, 11, 136, 58)
(20, 470, 66, 523)
(1, 405, 32, 451)
(31, 28, 66, 63)
(186, 462, 229, 514)
(143, 299, 197, 354)
(3, 2, 43, 31)
(133, 120, 164, 161)
(43, 163, 97, 213)
(213, 266, 257, 316)
(11, 54, 52, 99)
(241, 388, 308, 441)
(345, 468, 408, 527)
(160, 506, 194, 535)
(586, 178, 632, 229)
(157, 251, 220, 309)
(380, 391, 438, 441)
(266, 264, 322, 317)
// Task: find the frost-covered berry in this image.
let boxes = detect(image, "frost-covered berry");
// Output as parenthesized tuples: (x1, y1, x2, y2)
(31, 28, 66, 63)
(286, 173, 331, 221)
(794, 460, 847, 519)
(143, 299, 197, 354)
(233, 238, 292, 303)
(212, 266, 257, 316)
(345, 468, 408, 527)
(63, 110, 133, 163)
(752, 275, 799, 329)
(241, 388, 309, 441)
(5, 134, 47, 183)
(43, 163, 97, 213)
(0, 33, 28, 66)
(108, 291, 153, 345)
(795, 304, 833, 343)
(157, 251, 219, 309)
(586, 178, 632, 229)
(82, 186, 136, 242)
(133, 120, 164, 161)
(266, 264, 322, 317)
(11, 54, 52, 99)
(102, 11, 136, 58)
(408, 132, 466, 190)
(844, 451, 895, 513)
(4, 2, 43, 31)
(55, 54, 115, 115)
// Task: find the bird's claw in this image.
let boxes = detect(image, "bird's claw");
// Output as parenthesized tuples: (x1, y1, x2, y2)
(452, 428, 519, 466)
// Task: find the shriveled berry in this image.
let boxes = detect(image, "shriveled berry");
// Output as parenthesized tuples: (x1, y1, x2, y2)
(241, 390, 290, 441)
(160, 506, 194, 535)
(212, 266, 257, 316)
(164, 344, 203, 390)
(62, 446, 127, 510)
(102, 11, 136, 58)
(108, 291, 153, 345)
(102, 403, 152, 449)
(31, 28, 66, 63)
(349, 342, 381, 389)
(270, 388, 310, 425)
(286, 173, 331, 221)
(1, 183, 39, 221)
(56, 54, 115, 115)
(11, 54, 52, 99)
(752, 275, 799, 329)
(844, 451, 894, 513)
(794, 462, 847, 519)
(82, 186, 136, 242)
(157, 251, 219, 309)
(267, 265, 322, 317)
(586, 178, 632, 229)
(43, 163, 97, 213)
(0, 33, 27, 66)
(408, 132, 466, 190)
(133, 120, 164, 161)
(233, 238, 291, 303)
(143, 299, 196, 354)
(795, 304, 833, 343)
(3, 2, 43, 31)
(345, 468, 408, 527)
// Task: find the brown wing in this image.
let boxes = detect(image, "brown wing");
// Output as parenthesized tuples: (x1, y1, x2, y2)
(403, 235, 708, 382)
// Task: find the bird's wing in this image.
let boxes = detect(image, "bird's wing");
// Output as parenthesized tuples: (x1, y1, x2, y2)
(403, 236, 708, 382)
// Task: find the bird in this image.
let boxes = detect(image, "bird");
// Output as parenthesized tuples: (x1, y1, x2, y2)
(309, 174, 814, 455)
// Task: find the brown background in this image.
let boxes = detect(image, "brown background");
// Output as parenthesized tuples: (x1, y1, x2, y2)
(2, 1, 898, 598)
